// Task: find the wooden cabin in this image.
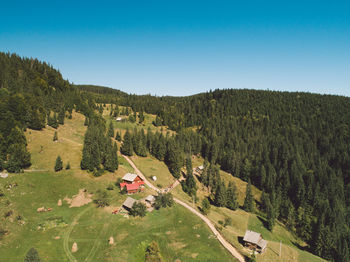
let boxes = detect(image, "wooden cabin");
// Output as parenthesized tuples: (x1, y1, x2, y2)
(120, 173, 145, 194)
(243, 230, 267, 253)
(122, 197, 137, 211)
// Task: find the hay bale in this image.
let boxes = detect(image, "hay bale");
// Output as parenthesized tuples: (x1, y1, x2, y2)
(37, 207, 45, 212)
(109, 236, 114, 245)
(72, 242, 78, 253)
(57, 199, 62, 206)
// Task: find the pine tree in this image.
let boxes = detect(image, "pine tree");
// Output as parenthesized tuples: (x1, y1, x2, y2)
(108, 121, 114, 137)
(84, 117, 89, 126)
(58, 108, 65, 125)
(139, 110, 145, 123)
(184, 156, 197, 195)
(165, 140, 182, 179)
(266, 197, 275, 231)
(54, 156, 63, 172)
(65, 162, 71, 170)
(226, 181, 239, 210)
(24, 247, 42, 262)
(53, 131, 58, 141)
(120, 129, 133, 156)
(115, 131, 122, 141)
(214, 181, 226, 207)
(243, 179, 254, 212)
(201, 197, 211, 215)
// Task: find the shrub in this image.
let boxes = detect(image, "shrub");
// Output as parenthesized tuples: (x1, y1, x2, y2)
(129, 202, 147, 217)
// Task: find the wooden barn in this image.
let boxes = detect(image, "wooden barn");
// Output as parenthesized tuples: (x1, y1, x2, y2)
(243, 230, 267, 253)
(122, 197, 137, 211)
(122, 173, 143, 184)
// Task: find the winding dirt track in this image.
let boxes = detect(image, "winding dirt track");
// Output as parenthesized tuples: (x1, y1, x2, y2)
(122, 155, 246, 262)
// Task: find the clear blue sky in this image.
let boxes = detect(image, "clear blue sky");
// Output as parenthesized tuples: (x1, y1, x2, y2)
(1, 0, 349, 96)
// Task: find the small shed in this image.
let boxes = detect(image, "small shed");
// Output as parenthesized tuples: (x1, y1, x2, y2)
(195, 165, 204, 173)
(145, 195, 156, 204)
(243, 230, 267, 253)
(122, 197, 137, 211)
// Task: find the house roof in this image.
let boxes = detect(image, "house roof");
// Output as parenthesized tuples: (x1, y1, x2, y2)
(258, 239, 267, 249)
(122, 197, 137, 209)
(122, 173, 138, 182)
(243, 230, 262, 245)
(145, 195, 156, 202)
(126, 183, 140, 191)
(120, 182, 127, 188)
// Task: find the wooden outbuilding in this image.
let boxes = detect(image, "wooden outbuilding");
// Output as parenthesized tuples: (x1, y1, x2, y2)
(122, 197, 137, 211)
(243, 230, 267, 253)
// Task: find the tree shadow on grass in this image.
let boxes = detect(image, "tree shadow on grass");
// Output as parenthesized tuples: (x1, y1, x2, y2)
(257, 215, 270, 231)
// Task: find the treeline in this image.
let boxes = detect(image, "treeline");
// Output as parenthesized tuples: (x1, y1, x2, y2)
(112, 89, 350, 262)
(0, 52, 98, 172)
(81, 115, 118, 174)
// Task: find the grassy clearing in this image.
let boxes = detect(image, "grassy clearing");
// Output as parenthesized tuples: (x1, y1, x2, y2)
(25, 111, 86, 171)
(131, 155, 176, 188)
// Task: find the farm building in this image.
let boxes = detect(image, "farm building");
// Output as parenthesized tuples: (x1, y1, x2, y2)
(243, 230, 267, 253)
(145, 195, 156, 204)
(120, 173, 145, 194)
(195, 165, 204, 173)
(122, 197, 137, 211)
(122, 173, 143, 184)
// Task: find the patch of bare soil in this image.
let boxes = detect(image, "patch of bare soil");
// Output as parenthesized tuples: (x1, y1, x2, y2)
(64, 189, 92, 208)
(191, 253, 198, 258)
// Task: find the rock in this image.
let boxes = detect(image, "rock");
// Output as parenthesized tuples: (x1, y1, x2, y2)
(72, 242, 78, 253)
(37, 207, 45, 212)
(57, 199, 62, 206)
(109, 236, 114, 245)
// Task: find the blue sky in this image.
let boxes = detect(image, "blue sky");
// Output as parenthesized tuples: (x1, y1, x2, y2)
(1, 0, 349, 96)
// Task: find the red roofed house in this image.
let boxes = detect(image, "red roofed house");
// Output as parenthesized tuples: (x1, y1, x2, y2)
(120, 173, 145, 194)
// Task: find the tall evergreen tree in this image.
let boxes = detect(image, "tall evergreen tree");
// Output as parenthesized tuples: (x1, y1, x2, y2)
(214, 181, 226, 207)
(226, 181, 239, 210)
(54, 156, 63, 172)
(24, 247, 42, 262)
(120, 129, 133, 156)
(243, 179, 254, 212)
(108, 121, 114, 138)
(53, 131, 58, 141)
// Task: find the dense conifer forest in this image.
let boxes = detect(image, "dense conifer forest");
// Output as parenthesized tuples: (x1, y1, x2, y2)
(1, 52, 349, 261)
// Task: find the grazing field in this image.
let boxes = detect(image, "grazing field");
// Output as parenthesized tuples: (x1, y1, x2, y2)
(130, 155, 176, 188)
(0, 171, 236, 261)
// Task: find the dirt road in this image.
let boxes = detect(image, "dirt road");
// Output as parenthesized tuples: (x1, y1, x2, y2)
(123, 155, 246, 262)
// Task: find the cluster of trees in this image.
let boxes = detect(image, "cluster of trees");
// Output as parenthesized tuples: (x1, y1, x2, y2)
(81, 116, 119, 173)
(154, 193, 174, 210)
(130, 202, 147, 217)
(145, 241, 162, 262)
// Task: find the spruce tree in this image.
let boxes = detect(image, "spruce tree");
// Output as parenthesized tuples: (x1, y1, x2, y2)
(54, 156, 63, 172)
(214, 181, 226, 207)
(115, 131, 122, 141)
(201, 198, 211, 215)
(226, 181, 239, 210)
(243, 179, 254, 212)
(108, 121, 114, 137)
(120, 129, 133, 156)
(58, 108, 65, 125)
(53, 131, 58, 141)
(65, 162, 71, 170)
(266, 198, 275, 231)
(84, 117, 89, 126)
(24, 247, 42, 262)
(165, 140, 182, 179)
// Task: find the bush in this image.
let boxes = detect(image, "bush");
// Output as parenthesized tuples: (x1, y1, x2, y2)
(65, 162, 71, 170)
(106, 184, 114, 190)
(145, 241, 163, 262)
(154, 193, 174, 210)
(24, 247, 42, 262)
(129, 202, 147, 217)
(224, 217, 232, 227)
(93, 190, 110, 207)
(201, 198, 211, 215)
(93, 168, 104, 177)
